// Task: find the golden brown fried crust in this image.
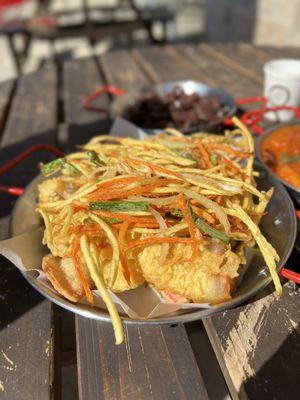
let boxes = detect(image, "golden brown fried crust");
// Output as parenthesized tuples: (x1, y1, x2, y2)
(42, 254, 85, 302)
(138, 243, 241, 304)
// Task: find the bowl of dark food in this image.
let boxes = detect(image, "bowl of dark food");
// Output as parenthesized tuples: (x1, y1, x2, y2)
(112, 80, 236, 133)
(257, 120, 300, 204)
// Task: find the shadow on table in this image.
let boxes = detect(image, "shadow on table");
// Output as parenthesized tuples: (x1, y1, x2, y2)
(0, 119, 112, 221)
(0, 255, 46, 330)
(240, 326, 300, 399)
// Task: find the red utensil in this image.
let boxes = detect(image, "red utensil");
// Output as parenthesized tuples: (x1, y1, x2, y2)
(225, 96, 300, 135)
(0, 143, 64, 197)
(82, 85, 125, 113)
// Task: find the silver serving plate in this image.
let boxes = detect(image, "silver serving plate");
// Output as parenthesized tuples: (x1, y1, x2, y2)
(256, 120, 300, 205)
(11, 163, 296, 325)
(111, 80, 237, 133)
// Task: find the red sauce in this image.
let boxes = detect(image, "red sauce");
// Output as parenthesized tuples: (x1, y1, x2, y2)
(261, 125, 300, 188)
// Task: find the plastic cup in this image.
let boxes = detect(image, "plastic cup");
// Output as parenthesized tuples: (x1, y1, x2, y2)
(264, 59, 300, 121)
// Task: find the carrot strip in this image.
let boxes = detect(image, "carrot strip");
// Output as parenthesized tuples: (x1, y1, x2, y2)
(89, 179, 177, 201)
(215, 195, 222, 205)
(73, 204, 88, 213)
(126, 237, 194, 251)
(72, 237, 94, 305)
(124, 157, 183, 179)
(218, 154, 244, 176)
(118, 221, 131, 284)
(195, 143, 212, 168)
(96, 176, 144, 190)
(209, 143, 250, 159)
(191, 205, 216, 225)
(178, 193, 199, 257)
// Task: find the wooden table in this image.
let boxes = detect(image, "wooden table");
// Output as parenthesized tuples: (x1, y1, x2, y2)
(0, 43, 299, 400)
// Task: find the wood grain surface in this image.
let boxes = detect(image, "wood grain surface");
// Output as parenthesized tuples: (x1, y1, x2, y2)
(0, 80, 14, 134)
(204, 282, 300, 400)
(76, 319, 209, 400)
(63, 57, 111, 149)
(0, 65, 58, 399)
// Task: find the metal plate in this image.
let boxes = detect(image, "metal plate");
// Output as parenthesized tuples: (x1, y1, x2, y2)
(256, 120, 300, 205)
(11, 162, 296, 325)
(111, 80, 237, 133)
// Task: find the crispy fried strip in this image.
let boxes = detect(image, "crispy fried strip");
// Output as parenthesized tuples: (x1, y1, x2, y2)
(80, 235, 124, 345)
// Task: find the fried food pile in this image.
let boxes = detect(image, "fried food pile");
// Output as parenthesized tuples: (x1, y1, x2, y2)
(37, 117, 281, 344)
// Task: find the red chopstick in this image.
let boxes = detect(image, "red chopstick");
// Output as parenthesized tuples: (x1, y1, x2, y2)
(0, 143, 64, 197)
(82, 85, 125, 112)
(280, 268, 300, 284)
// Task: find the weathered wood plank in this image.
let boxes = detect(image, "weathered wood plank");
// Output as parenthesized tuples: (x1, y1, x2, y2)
(0, 65, 57, 217)
(204, 282, 300, 400)
(237, 43, 274, 64)
(76, 319, 209, 400)
(0, 80, 14, 135)
(63, 56, 111, 149)
(132, 46, 189, 83)
(259, 45, 300, 59)
(1, 65, 57, 148)
(99, 49, 149, 90)
(175, 44, 260, 98)
(0, 65, 59, 399)
(200, 43, 264, 84)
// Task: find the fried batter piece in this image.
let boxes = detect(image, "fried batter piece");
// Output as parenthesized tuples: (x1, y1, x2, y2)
(138, 242, 241, 304)
(98, 245, 145, 292)
(42, 244, 145, 302)
(42, 255, 92, 302)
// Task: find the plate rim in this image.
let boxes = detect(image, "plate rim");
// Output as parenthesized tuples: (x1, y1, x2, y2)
(10, 162, 297, 325)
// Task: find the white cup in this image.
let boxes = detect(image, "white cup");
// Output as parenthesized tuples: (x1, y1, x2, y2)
(263, 59, 300, 121)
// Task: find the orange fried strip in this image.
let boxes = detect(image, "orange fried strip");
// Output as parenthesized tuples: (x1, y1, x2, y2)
(191, 203, 216, 224)
(118, 221, 131, 284)
(89, 179, 177, 201)
(218, 154, 245, 176)
(195, 143, 212, 169)
(124, 157, 183, 179)
(178, 193, 198, 257)
(96, 176, 144, 190)
(208, 143, 250, 159)
(72, 237, 94, 306)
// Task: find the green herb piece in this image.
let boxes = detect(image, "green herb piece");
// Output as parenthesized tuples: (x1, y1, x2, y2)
(83, 216, 120, 224)
(170, 209, 183, 218)
(89, 201, 149, 212)
(102, 217, 122, 223)
(87, 150, 106, 167)
(170, 148, 196, 162)
(187, 203, 230, 243)
(280, 154, 300, 164)
(41, 158, 64, 176)
(210, 154, 218, 166)
(41, 158, 79, 176)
